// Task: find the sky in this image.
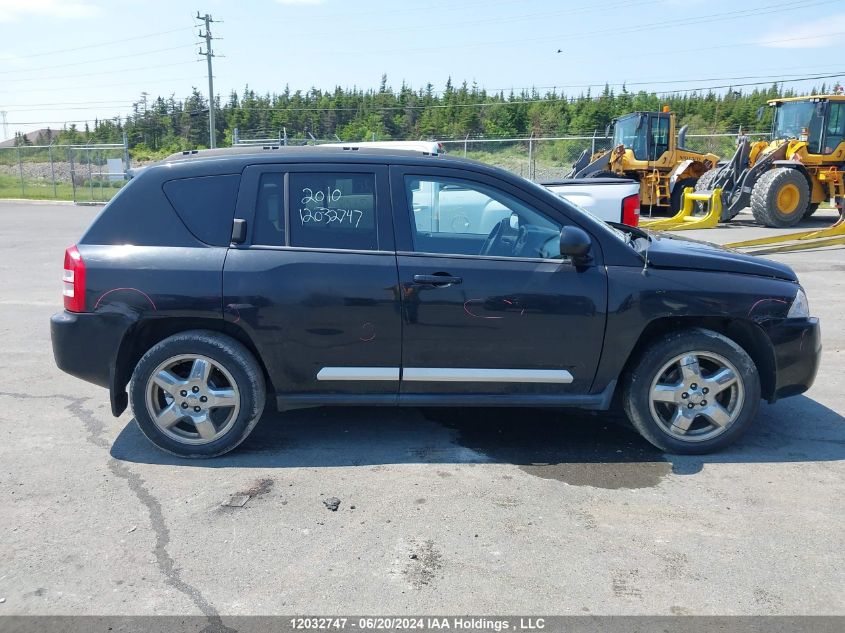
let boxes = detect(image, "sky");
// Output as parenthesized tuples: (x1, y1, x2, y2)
(1, 0, 844, 141)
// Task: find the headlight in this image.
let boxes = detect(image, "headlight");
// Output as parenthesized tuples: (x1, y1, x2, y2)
(787, 287, 810, 318)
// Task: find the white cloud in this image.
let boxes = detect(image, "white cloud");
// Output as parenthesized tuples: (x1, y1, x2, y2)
(275, 0, 325, 5)
(757, 14, 845, 48)
(0, 0, 101, 22)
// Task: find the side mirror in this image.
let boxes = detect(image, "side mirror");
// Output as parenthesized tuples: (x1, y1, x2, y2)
(559, 226, 592, 264)
(604, 122, 613, 137)
(755, 106, 765, 121)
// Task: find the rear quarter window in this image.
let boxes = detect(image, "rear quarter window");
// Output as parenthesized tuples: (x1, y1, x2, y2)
(163, 174, 241, 246)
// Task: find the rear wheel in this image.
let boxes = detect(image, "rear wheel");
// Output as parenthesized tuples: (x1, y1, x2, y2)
(622, 328, 760, 454)
(751, 168, 810, 228)
(130, 330, 266, 458)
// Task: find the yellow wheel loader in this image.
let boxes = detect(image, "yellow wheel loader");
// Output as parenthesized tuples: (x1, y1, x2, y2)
(696, 95, 845, 228)
(567, 108, 720, 213)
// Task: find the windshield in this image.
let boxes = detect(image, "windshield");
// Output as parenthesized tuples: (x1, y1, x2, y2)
(773, 101, 825, 152)
(612, 115, 647, 160)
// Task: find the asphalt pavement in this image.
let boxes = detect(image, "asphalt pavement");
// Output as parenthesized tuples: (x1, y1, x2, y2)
(0, 201, 842, 618)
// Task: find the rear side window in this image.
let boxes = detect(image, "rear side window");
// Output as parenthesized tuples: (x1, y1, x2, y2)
(289, 172, 378, 250)
(163, 174, 240, 246)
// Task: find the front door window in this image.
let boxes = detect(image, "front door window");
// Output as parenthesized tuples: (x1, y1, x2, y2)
(406, 176, 563, 260)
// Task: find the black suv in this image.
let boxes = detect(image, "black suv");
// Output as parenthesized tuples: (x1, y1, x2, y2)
(51, 147, 820, 458)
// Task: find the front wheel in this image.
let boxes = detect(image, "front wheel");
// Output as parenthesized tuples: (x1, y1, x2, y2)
(622, 328, 760, 454)
(130, 330, 266, 458)
(750, 168, 810, 228)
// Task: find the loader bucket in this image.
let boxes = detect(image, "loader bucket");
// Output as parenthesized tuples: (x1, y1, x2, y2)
(640, 188, 722, 231)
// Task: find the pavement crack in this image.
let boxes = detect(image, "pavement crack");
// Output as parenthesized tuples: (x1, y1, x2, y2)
(0, 390, 230, 628)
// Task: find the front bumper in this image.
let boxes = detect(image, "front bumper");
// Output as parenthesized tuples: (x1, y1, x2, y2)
(762, 316, 821, 400)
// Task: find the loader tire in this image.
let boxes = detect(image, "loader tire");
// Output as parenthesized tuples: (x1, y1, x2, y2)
(670, 178, 698, 214)
(803, 203, 820, 218)
(694, 168, 719, 193)
(693, 168, 730, 221)
(751, 168, 809, 228)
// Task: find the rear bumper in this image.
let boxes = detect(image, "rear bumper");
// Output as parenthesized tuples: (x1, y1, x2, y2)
(51, 310, 133, 414)
(763, 317, 821, 400)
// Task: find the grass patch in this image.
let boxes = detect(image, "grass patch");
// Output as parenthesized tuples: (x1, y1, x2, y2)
(0, 174, 123, 202)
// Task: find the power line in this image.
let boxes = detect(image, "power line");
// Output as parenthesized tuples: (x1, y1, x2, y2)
(359, 0, 661, 36)
(8, 76, 206, 97)
(3, 105, 135, 113)
(116, 71, 835, 117)
(226, 0, 529, 24)
(489, 69, 845, 93)
(0, 44, 201, 75)
(2, 60, 201, 84)
(1, 100, 134, 107)
(9, 27, 196, 60)
(556, 0, 839, 45)
(8, 74, 838, 126)
(300, 0, 839, 56)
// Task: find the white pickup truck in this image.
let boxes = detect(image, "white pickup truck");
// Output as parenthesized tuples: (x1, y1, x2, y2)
(543, 178, 640, 226)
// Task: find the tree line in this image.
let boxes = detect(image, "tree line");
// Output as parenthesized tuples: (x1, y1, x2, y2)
(16, 77, 843, 159)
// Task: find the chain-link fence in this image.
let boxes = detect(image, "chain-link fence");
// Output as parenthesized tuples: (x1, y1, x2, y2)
(0, 139, 131, 203)
(439, 132, 772, 182)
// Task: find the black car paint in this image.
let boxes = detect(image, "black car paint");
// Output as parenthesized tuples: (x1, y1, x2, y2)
(50, 149, 820, 418)
(642, 232, 797, 280)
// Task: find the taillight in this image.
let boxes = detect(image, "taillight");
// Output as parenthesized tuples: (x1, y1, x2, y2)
(63, 245, 86, 312)
(622, 194, 640, 227)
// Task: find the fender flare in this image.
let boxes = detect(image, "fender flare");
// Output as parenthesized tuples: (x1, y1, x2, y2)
(669, 159, 695, 192)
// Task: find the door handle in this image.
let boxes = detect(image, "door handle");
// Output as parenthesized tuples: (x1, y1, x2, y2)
(412, 274, 463, 286)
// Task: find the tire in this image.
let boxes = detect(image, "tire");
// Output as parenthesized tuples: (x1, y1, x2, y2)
(670, 177, 698, 213)
(130, 330, 266, 458)
(803, 202, 821, 218)
(750, 168, 810, 228)
(694, 168, 718, 193)
(622, 328, 761, 455)
(693, 168, 734, 221)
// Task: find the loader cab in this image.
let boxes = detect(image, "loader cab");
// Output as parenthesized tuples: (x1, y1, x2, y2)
(770, 97, 845, 155)
(611, 112, 673, 163)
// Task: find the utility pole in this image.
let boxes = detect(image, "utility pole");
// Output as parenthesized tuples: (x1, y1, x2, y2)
(197, 12, 217, 149)
(0, 111, 7, 142)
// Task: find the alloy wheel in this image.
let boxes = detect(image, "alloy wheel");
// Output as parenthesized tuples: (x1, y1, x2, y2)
(144, 354, 240, 445)
(648, 351, 745, 442)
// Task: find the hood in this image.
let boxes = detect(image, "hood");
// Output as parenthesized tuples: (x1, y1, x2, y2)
(642, 232, 798, 281)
